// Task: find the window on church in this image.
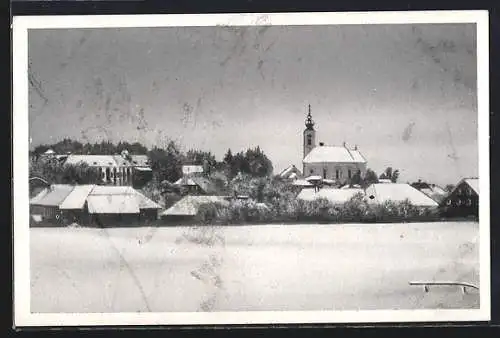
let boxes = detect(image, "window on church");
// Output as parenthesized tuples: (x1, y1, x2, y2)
(307, 134, 312, 146)
(348, 169, 352, 179)
(335, 169, 339, 179)
(323, 168, 327, 179)
(310, 169, 314, 174)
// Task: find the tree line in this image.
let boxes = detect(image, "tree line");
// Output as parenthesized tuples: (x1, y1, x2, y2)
(30, 138, 274, 186)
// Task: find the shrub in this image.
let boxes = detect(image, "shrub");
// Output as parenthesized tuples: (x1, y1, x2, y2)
(341, 192, 370, 222)
(195, 202, 229, 225)
(140, 180, 163, 205)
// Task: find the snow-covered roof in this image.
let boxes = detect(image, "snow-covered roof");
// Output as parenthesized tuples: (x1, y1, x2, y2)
(161, 195, 229, 217)
(65, 155, 117, 167)
(340, 184, 361, 189)
(378, 179, 392, 184)
(30, 184, 161, 212)
(87, 195, 140, 214)
(297, 188, 364, 204)
(278, 164, 302, 179)
(59, 185, 95, 210)
(292, 179, 313, 187)
(29, 184, 74, 207)
(90, 185, 136, 195)
(303, 145, 367, 164)
(463, 178, 479, 195)
(182, 165, 204, 175)
(64, 154, 150, 167)
(365, 183, 438, 207)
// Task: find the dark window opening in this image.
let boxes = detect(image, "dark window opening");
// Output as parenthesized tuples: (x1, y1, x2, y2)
(309, 169, 314, 174)
(323, 168, 327, 179)
(307, 134, 312, 146)
(348, 169, 352, 179)
(336, 170, 340, 179)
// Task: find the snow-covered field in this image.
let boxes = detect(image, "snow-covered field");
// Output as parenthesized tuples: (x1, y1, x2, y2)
(30, 222, 479, 313)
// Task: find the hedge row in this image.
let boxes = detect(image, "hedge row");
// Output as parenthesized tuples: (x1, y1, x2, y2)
(194, 194, 441, 225)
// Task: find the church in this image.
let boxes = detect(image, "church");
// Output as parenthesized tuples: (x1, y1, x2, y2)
(302, 105, 367, 184)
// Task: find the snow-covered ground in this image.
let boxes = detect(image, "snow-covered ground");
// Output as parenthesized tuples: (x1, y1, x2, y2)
(30, 222, 479, 313)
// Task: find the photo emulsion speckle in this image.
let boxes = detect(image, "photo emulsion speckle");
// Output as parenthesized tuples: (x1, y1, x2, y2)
(13, 12, 490, 326)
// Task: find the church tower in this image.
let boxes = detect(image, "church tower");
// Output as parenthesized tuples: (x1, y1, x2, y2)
(303, 104, 316, 159)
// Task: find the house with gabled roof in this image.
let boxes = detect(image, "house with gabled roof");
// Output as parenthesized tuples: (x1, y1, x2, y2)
(439, 178, 479, 218)
(278, 164, 302, 180)
(410, 180, 448, 203)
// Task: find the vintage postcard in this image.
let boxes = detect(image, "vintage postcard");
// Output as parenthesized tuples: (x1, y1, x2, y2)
(13, 11, 490, 327)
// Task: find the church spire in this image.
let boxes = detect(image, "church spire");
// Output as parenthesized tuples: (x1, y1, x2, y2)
(305, 104, 315, 130)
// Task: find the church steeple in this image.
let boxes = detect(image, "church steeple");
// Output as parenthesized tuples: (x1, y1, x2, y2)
(303, 104, 316, 161)
(305, 104, 315, 130)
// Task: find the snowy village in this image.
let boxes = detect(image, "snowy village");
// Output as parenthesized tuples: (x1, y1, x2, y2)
(28, 105, 479, 228)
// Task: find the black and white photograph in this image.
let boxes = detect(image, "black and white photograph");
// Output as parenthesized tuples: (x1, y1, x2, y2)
(13, 11, 490, 326)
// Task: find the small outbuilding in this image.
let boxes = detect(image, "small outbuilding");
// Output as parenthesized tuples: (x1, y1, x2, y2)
(160, 195, 230, 223)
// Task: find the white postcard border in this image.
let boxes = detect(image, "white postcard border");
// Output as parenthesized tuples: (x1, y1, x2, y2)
(13, 10, 491, 327)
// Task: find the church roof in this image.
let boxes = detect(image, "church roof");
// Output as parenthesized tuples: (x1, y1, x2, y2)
(303, 145, 367, 164)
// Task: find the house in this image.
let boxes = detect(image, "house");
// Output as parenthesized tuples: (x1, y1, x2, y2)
(174, 164, 231, 196)
(182, 165, 204, 176)
(439, 178, 479, 218)
(365, 183, 439, 208)
(42, 149, 55, 157)
(29, 176, 51, 198)
(411, 180, 448, 203)
(160, 195, 230, 223)
(30, 184, 75, 221)
(63, 150, 152, 187)
(301, 105, 367, 184)
(279, 165, 302, 180)
(292, 179, 314, 188)
(297, 187, 364, 205)
(29, 184, 161, 226)
(173, 175, 228, 196)
(378, 179, 393, 184)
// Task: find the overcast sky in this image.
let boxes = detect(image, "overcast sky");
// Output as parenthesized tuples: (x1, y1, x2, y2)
(28, 23, 478, 186)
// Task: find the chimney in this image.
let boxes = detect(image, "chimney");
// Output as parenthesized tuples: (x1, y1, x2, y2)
(343, 141, 346, 147)
(319, 142, 324, 146)
(354, 145, 358, 150)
